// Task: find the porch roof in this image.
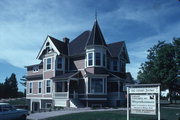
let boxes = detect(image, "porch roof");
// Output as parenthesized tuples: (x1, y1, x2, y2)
(51, 71, 79, 80)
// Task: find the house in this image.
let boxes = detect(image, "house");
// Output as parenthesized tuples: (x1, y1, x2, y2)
(25, 19, 130, 112)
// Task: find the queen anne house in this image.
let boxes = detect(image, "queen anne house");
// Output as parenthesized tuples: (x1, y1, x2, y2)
(25, 19, 130, 112)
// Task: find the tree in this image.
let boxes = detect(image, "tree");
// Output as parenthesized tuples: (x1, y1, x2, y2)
(4, 73, 18, 98)
(137, 39, 179, 103)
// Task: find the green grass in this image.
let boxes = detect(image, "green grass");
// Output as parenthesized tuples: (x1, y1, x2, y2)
(44, 107, 180, 120)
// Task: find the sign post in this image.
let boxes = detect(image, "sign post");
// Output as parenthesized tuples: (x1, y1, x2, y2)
(126, 84, 160, 120)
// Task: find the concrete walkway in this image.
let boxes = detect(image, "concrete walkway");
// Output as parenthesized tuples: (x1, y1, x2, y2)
(27, 108, 126, 120)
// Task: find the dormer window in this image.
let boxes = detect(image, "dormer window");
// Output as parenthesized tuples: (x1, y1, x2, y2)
(33, 66, 39, 72)
(95, 52, 101, 66)
(47, 58, 51, 70)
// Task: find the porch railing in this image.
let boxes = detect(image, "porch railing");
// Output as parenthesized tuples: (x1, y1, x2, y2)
(107, 92, 126, 100)
(53, 92, 68, 99)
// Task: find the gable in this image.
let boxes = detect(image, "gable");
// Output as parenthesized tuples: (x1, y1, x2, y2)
(118, 43, 130, 63)
(36, 36, 63, 59)
(107, 41, 130, 63)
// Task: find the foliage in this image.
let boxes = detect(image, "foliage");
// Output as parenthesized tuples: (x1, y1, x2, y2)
(0, 73, 19, 98)
(137, 38, 180, 96)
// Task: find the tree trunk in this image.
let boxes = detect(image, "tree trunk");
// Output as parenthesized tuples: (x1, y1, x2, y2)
(169, 89, 173, 104)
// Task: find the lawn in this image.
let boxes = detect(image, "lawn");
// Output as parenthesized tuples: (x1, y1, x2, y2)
(44, 107, 180, 120)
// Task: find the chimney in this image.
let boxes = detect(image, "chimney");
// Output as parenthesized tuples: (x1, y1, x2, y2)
(63, 37, 69, 44)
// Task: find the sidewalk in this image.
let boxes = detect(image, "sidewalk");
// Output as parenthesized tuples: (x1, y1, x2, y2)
(27, 108, 126, 120)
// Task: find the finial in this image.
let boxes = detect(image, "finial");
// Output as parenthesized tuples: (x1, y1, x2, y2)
(95, 9, 97, 21)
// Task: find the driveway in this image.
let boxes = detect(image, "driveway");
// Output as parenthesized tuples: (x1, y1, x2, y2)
(27, 108, 126, 120)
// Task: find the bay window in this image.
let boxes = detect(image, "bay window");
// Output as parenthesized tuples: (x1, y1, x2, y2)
(90, 78, 103, 93)
(88, 53, 93, 66)
(55, 82, 67, 92)
(95, 52, 101, 65)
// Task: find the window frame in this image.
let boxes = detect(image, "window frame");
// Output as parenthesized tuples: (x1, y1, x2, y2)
(57, 57, 63, 70)
(46, 58, 52, 70)
(87, 52, 93, 67)
(29, 82, 32, 94)
(33, 66, 39, 73)
(95, 52, 101, 66)
(90, 78, 104, 94)
(46, 80, 51, 93)
(38, 82, 42, 94)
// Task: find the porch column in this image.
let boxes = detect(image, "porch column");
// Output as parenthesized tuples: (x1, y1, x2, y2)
(118, 80, 120, 100)
(67, 80, 70, 99)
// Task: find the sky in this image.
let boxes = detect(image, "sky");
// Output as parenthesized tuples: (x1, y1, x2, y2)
(0, 0, 180, 91)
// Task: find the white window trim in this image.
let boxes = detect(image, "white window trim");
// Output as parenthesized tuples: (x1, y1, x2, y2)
(46, 80, 52, 94)
(44, 57, 53, 71)
(29, 82, 33, 94)
(38, 82, 42, 94)
(87, 52, 94, 67)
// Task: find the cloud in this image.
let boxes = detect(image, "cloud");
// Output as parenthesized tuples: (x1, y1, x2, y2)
(0, 0, 180, 80)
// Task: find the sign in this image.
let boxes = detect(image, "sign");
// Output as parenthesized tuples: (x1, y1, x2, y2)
(129, 87, 158, 94)
(130, 95, 156, 115)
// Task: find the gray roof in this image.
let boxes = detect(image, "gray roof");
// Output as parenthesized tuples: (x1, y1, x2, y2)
(49, 36, 68, 55)
(44, 21, 127, 58)
(86, 20, 107, 47)
(107, 41, 124, 58)
(69, 31, 91, 56)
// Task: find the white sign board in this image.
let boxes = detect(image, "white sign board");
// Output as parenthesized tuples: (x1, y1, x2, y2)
(129, 87, 158, 94)
(131, 95, 156, 115)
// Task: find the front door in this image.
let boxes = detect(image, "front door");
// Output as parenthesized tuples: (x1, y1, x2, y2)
(32, 102, 39, 112)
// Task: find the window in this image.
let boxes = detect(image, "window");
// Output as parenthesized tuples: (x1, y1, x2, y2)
(88, 53, 93, 66)
(46, 58, 51, 70)
(57, 57, 62, 69)
(95, 53, 101, 65)
(91, 78, 103, 93)
(46, 80, 51, 93)
(46, 103, 52, 109)
(103, 54, 106, 66)
(33, 66, 39, 72)
(55, 82, 67, 92)
(29, 83, 32, 93)
(113, 60, 118, 71)
(38, 82, 42, 93)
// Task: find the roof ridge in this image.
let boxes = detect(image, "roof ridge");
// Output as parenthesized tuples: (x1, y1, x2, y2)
(107, 41, 124, 45)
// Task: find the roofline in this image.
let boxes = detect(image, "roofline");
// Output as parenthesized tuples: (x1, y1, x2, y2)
(24, 63, 42, 68)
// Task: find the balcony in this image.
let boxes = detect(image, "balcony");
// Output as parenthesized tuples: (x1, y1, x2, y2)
(53, 92, 68, 99)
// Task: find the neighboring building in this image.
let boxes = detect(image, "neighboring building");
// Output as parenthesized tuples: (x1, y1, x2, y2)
(25, 20, 130, 112)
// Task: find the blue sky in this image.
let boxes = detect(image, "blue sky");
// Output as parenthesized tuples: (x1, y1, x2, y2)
(0, 0, 180, 91)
